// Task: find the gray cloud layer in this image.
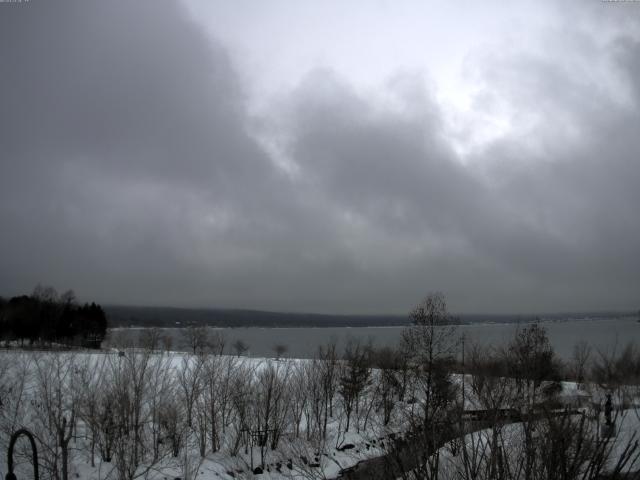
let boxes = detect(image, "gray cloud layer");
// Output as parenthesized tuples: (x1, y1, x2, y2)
(1, 0, 639, 314)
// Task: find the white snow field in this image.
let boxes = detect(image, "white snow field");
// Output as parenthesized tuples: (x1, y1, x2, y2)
(0, 349, 638, 479)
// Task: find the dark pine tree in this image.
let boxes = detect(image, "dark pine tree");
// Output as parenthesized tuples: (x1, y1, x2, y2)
(0, 289, 108, 349)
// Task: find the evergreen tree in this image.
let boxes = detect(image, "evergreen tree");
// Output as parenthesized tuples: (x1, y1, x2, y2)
(0, 286, 108, 348)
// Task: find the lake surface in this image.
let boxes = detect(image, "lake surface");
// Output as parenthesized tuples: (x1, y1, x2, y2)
(108, 317, 639, 360)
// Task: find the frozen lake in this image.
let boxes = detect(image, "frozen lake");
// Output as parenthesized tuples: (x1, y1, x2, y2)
(109, 316, 639, 360)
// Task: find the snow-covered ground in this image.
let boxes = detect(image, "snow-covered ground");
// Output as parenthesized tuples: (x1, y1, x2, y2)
(1, 349, 639, 479)
(0, 350, 400, 480)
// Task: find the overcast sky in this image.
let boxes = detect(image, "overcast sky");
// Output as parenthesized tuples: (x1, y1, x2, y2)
(1, 0, 639, 314)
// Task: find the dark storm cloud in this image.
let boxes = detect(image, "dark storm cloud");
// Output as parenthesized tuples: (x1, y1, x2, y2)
(0, 0, 639, 313)
(275, 69, 585, 312)
(0, 0, 287, 304)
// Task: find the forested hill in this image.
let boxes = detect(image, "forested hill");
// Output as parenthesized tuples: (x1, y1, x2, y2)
(105, 305, 411, 328)
(105, 305, 637, 328)
(104, 305, 554, 328)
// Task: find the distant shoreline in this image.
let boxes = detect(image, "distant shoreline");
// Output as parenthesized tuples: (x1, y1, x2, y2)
(107, 314, 638, 330)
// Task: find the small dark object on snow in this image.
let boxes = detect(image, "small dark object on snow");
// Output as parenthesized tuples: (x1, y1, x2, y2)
(605, 393, 613, 426)
(337, 443, 355, 451)
(253, 466, 263, 474)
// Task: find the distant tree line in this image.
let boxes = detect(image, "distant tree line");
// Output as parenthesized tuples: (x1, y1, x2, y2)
(0, 285, 107, 348)
(105, 305, 415, 328)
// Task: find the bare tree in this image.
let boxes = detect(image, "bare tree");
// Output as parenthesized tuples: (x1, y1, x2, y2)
(146, 352, 176, 462)
(181, 326, 211, 355)
(108, 350, 167, 480)
(338, 339, 372, 433)
(396, 293, 459, 479)
(304, 359, 326, 441)
(158, 399, 185, 458)
(253, 361, 291, 467)
(31, 353, 79, 480)
(506, 323, 561, 412)
(504, 324, 563, 480)
(449, 332, 640, 480)
(209, 330, 226, 355)
(371, 346, 404, 426)
(140, 328, 163, 352)
(592, 342, 640, 422)
(569, 340, 592, 386)
(200, 353, 238, 452)
(76, 354, 111, 467)
(0, 353, 30, 437)
(289, 362, 309, 438)
(459, 409, 640, 480)
(317, 341, 339, 438)
(177, 355, 204, 429)
(232, 339, 249, 357)
(458, 343, 517, 479)
(229, 360, 256, 455)
(193, 388, 208, 457)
